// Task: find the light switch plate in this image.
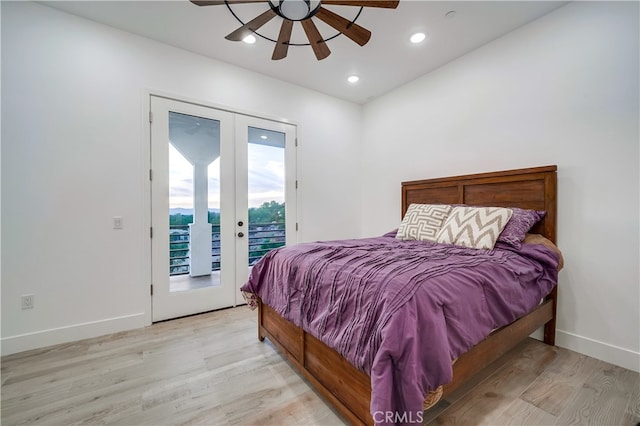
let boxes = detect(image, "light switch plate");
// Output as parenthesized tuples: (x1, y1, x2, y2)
(113, 216, 123, 229)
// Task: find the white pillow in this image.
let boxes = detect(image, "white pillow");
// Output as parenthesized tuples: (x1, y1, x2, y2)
(436, 206, 513, 249)
(396, 204, 452, 242)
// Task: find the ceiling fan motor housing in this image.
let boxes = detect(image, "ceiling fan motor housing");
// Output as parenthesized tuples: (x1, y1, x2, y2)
(269, 0, 321, 21)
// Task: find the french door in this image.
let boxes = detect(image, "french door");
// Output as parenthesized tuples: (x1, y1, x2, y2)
(150, 96, 296, 322)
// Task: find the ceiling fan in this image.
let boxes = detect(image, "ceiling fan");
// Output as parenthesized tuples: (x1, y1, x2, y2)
(190, 0, 400, 60)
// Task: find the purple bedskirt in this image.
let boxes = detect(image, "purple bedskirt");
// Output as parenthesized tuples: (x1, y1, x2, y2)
(241, 233, 559, 425)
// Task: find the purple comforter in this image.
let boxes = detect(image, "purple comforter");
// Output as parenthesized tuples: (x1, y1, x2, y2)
(241, 233, 559, 425)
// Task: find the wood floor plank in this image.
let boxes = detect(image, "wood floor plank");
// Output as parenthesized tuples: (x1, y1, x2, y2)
(1, 364, 11, 386)
(520, 345, 600, 416)
(424, 339, 531, 424)
(4, 375, 143, 426)
(555, 361, 639, 426)
(1, 381, 74, 421)
(437, 365, 535, 424)
(2, 340, 90, 367)
(237, 388, 344, 426)
(492, 398, 558, 425)
(429, 338, 558, 425)
(622, 372, 640, 425)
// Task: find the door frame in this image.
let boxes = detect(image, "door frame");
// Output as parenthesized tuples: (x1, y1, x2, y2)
(141, 91, 299, 325)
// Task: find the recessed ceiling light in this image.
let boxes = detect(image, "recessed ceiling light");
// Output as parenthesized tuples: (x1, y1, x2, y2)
(242, 34, 256, 44)
(410, 32, 427, 44)
(347, 75, 360, 84)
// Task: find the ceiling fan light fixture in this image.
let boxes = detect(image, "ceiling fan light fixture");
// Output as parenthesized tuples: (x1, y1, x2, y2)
(269, 0, 321, 21)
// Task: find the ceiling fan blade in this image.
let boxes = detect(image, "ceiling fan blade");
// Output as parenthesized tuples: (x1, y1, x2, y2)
(272, 19, 294, 60)
(301, 19, 331, 60)
(321, 0, 399, 8)
(225, 9, 277, 41)
(315, 7, 371, 46)
(190, 0, 268, 6)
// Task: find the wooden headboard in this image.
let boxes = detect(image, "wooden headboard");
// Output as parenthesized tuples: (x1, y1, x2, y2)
(402, 165, 557, 243)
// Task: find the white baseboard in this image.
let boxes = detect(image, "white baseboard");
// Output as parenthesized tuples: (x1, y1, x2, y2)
(555, 329, 640, 373)
(1, 313, 146, 356)
(531, 327, 639, 372)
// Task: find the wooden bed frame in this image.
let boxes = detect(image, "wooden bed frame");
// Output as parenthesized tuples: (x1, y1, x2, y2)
(256, 165, 558, 425)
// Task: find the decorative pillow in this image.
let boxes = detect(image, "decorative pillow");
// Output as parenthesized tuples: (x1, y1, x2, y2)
(396, 204, 452, 242)
(436, 206, 513, 249)
(498, 208, 546, 249)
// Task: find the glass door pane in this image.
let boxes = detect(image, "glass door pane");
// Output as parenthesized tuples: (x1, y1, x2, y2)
(168, 112, 221, 292)
(247, 127, 286, 267)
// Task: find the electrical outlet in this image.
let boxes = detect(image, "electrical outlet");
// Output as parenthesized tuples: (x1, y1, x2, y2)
(21, 294, 34, 310)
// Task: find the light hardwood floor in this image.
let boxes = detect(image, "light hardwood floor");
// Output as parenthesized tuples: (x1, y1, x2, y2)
(2, 307, 638, 426)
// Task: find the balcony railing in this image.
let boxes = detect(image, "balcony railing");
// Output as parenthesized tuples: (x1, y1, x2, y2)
(169, 222, 285, 276)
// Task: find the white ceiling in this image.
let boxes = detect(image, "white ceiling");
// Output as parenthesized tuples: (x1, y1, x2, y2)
(42, 0, 568, 104)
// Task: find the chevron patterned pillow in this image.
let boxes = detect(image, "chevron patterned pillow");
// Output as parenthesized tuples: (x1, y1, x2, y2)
(396, 204, 452, 242)
(436, 206, 513, 249)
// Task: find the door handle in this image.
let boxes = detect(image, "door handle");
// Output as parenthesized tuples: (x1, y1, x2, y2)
(237, 232, 245, 238)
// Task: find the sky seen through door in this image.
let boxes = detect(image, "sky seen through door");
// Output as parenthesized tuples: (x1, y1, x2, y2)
(169, 140, 285, 210)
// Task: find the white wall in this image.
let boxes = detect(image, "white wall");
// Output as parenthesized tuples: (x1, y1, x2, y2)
(361, 2, 639, 372)
(1, 1, 362, 354)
